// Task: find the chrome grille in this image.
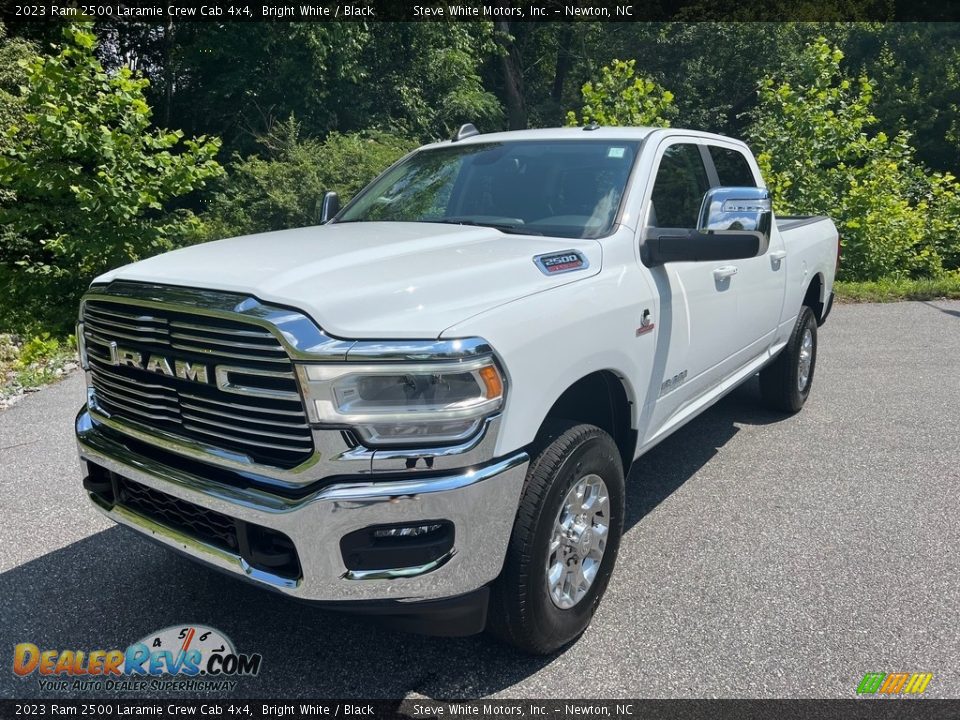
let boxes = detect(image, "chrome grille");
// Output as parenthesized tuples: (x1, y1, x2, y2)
(82, 299, 314, 469)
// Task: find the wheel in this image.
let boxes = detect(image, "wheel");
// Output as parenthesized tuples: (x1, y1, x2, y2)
(488, 421, 625, 654)
(759, 305, 818, 413)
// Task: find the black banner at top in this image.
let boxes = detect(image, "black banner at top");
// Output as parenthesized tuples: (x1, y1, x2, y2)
(4, 0, 960, 22)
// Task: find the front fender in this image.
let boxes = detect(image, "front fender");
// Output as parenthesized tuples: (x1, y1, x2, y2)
(442, 244, 655, 459)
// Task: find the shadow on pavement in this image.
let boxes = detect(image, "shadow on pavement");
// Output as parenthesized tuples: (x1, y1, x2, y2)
(921, 300, 960, 319)
(624, 376, 786, 531)
(0, 525, 558, 699)
(0, 378, 786, 700)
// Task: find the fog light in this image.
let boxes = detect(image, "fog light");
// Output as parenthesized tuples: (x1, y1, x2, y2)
(340, 520, 455, 572)
(373, 524, 443, 539)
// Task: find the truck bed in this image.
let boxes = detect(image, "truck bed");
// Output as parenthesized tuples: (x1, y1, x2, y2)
(777, 215, 830, 232)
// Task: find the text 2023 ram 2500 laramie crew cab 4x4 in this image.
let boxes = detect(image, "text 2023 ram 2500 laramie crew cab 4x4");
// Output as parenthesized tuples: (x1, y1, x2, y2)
(75, 126, 838, 654)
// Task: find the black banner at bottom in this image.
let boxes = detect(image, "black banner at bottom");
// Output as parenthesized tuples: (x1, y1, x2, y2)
(2, 700, 960, 720)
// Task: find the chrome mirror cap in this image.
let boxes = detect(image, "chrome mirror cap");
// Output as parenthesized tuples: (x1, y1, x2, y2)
(698, 186, 772, 250)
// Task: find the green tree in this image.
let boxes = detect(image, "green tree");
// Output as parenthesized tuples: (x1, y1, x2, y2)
(565, 59, 676, 127)
(194, 117, 415, 241)
(640, 23, 852, 133)
(109, 22, 502, 155)
(0, 23, 35, 153)
(748, 37, 959, 280)
(0, 24, 222, 332)
(842, 23, 960, 172)
(369, 23, 502, 138)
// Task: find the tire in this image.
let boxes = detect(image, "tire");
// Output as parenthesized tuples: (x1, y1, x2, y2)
(488, 421, 625, 655)
(759, 305, 818, 413)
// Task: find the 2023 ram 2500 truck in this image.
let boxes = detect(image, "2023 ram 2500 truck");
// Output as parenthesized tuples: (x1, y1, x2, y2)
(75, 126, 838, 654)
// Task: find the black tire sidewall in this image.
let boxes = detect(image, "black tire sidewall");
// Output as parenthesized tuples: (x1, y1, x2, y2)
(788, 307, 818, 408)
(523, 432, 625, 648)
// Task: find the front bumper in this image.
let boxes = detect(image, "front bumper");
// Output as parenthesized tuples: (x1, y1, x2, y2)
(76, 409, 527, 604)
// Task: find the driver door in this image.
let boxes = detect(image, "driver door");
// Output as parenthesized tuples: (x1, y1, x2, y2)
(641, 139, 742, 441)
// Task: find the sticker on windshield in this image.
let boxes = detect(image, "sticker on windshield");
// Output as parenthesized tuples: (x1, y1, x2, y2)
(608, 147, 626, 158)
(534, 251, 589, 276)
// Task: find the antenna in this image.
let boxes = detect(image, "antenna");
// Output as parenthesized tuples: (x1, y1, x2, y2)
(452, 123, 480, 142)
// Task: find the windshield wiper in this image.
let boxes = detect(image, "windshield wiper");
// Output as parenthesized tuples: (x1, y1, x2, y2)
(332, 218, 542, 235)
(425, 219, 542, 236)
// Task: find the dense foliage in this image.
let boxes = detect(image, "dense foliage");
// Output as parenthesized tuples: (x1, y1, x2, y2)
(191, 118, 415, 242)
(748, 38, 960, 280)
(565, 59, 675, 128)
(0, 25, 222, 332)
(0, 24, 34, 154)
(2, 21, 960, 334)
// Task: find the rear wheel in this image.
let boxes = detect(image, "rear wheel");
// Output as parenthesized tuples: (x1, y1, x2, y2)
(760, 305, 818, 413)
(489, 421, 625, 655)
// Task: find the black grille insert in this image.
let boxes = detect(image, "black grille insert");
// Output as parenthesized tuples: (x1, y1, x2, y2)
(85, 462, 302, 581)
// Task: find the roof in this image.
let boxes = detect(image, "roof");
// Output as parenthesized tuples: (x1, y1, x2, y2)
(420, 126, 659, 151)
(418, 126, 750, 152)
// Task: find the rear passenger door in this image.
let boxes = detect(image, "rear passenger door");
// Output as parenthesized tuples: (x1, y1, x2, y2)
(703, 142, 786, 358)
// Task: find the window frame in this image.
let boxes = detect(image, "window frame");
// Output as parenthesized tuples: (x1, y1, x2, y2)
(641, 136, 764, 234)
(703, 142, 760, 189)
(643, 137, 713, 232)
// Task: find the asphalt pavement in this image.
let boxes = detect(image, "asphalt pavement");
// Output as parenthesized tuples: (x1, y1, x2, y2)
(1, 300, 958, 699)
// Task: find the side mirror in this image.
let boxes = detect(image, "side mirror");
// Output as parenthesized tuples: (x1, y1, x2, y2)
(698, 186, 771, 240)
(644, 186, 771, 266)
(319, 191, 340, 224)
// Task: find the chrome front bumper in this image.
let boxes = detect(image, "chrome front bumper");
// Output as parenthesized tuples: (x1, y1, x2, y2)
(76, 409, 528, 603)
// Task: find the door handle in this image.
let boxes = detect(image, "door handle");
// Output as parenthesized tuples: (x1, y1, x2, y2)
(770, 250, 787, 270)
(713, 265, 739, 280)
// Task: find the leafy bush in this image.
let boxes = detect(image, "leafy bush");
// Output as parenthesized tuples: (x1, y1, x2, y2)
(0, 25, 223, 333)
(193, 117, 416, 241)
(0, 23, 34, 155)
(748, 38, 960, 281)
(17, 332, 60, 367)
(566, 59, 676, 128)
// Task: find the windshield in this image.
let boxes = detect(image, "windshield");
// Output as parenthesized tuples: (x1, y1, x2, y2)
(336, 140, 641, 239)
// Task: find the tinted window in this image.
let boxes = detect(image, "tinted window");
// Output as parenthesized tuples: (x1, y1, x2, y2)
(337, 140, 640, 239)
(650, 143, 710, 228)
(708, 145, 757, 187)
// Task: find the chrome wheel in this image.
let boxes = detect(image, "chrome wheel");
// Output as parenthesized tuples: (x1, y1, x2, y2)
(797, 327, 814, 392)
(546, 473, 610, 610)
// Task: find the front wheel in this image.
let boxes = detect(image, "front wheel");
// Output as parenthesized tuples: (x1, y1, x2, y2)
(488, 421, 625, 655)
(760, 305, 818, 413)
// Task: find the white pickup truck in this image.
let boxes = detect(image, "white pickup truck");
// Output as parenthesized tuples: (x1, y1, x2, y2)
(75, 126, 838, 654)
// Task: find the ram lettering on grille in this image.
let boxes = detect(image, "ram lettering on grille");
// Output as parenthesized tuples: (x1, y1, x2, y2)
(82, 299, 314, 469)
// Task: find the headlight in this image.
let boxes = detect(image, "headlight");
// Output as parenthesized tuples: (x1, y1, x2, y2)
(297, 357, 505, 447)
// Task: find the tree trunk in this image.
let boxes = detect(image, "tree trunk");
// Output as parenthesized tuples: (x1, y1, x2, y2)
(495, 20, 527, 130)
(552, 24, 575, 105)
(162, 18, 174, 128)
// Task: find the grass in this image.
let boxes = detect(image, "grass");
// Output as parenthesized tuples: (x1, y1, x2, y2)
(834, 276, 960, 303)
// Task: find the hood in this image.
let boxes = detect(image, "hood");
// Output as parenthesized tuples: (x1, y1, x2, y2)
(95, 222, 602, 339)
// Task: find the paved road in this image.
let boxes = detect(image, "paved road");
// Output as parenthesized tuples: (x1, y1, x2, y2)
(2, 301, 959, 700)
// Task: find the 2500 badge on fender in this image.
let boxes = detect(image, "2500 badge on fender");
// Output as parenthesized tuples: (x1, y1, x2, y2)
(75, 126, 838, 654)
